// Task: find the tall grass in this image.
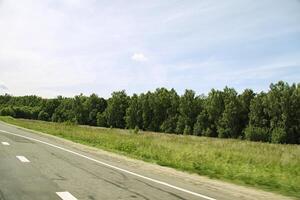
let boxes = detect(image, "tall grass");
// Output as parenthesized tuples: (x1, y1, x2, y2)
(1, 116, 299, 198)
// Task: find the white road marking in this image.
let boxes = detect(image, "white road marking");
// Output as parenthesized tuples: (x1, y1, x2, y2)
(16, 155, 30, 163)
(56, 191, 78, 200)
(1, 142, 10, 145)
(0, 129, 216, 200)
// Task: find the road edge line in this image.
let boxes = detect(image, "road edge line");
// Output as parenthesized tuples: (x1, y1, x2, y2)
(0, 128, 216, 200)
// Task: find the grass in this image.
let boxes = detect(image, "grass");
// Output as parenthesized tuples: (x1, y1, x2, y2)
(0, 116, 299, 198)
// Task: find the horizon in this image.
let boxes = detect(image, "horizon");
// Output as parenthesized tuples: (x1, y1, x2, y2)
(1, 0, 300, 98)
(1, 80, 298, 99)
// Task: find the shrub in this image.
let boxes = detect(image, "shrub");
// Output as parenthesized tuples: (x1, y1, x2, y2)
(193, 122, 202, 136)
(271, 127, 287, 144)
(51, 113, 58, 122)
(217, 127, 231, 138)
(96, 112, 107, 127)
(38, 110, 50, 121)
(63, 120, 77, 126)
(133, 125, 140, 134)
(244, 126, 270, 142)
(183, 125, 192, 135)
(160, 117, 177, 133)
(0, 107, 16, 117)
(31, 107, 41, 120)
(14, 106, 34, 119)
(203, 128, 214, 137)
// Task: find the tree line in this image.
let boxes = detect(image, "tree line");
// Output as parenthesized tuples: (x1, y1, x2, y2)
(0, 81, 299, 144)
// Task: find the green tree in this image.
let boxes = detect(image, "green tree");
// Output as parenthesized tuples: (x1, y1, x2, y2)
(202, 89, 224, 137)
(73, 94, 89, 124)
(0, 106, 16, 117)
(246, 92, 271, 142)
(84, 94, 107, 126)
(176, 90, 202, 134)
(0, 81, 299, 144)
(41, 98, 61, 121)
(217, 87, 243, 138)
(244, 126, 269, 142)
(96, 112, 107, 127)
(239, 89, 255, 133)
(160, 89, 179, 133)
(52, 97, 76, 123)
(38, 110, 50, 121)
(140, 92, 154, 131)
(149, 88, 179, 132)
(105, 90, 129, 128)
(248, 93, 269, 128)
(265, 81, 298, 143)
(193, 110, 209, 136)
(125, 94, 143, 129)
(291, 83, 300, 143)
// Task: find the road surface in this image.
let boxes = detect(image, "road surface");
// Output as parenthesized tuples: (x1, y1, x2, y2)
(0, 122, 290, 200)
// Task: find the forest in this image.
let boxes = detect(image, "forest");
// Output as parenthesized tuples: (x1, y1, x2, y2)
(0, 81, 299, 144)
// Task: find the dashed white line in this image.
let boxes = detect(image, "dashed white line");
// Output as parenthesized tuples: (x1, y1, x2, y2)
(56, 191, 78, 200)
(1, 142, 10, 145)
(0, 129, 216, 200)
(16, 155, 30, 163)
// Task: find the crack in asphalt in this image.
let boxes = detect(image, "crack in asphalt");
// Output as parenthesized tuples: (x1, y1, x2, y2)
(136, 179, 187, 200)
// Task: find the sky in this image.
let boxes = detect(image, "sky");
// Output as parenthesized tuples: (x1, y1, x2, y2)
(0, 0, 299, 98)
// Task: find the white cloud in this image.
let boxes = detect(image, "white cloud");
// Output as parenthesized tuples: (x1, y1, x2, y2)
(0, 84, 7, 90)
(131, 53, 148, 62)
(0, 0, 299, 97)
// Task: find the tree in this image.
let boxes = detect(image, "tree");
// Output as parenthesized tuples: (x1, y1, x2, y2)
(13, 106, 40, 119)
(0, 94, 12, 107)
(265, 81, 298, 143)
(291, 83, 300, 144)
(125, 94, 143, 129)
(160, 89, 179, 133)
(41, 98, 61, 120)
(148, 88, 179, 132)
(176, 90, 202, 134)
(140, 92, 154, 131)
(73, 94, 89, 124)
(105, 90, 129, 128)
(0, 81, 299, 144)
(85, 94, 107, 126)
(244, 126, 269, 142)
(246, 92, 271, 142)
(217, 87, 243, 138)
(248, 93, 269, 128)
(271, 127, 287, 144)
(96, 112, 107, 127)
(202, 89, 224, 137)
(52, 97, 76, 123)
(0, 106, 15, 117)
(239, 89, 255, 133)
(193, 110, 209, 136)
(38, 110, 49, 121)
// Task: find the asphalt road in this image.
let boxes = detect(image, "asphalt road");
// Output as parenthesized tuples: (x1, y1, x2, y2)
(0, 122, 290, 200)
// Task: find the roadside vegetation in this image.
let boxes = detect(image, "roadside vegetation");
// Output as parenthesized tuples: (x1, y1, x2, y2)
(0, 81, 299, 144)
(0, 116, 299, 198)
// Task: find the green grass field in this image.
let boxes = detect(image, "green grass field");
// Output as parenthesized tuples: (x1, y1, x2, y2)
(0, 116, 299, 198)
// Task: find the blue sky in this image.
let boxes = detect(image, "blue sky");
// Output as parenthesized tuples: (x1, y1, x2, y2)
(0, 0, 299, 98)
